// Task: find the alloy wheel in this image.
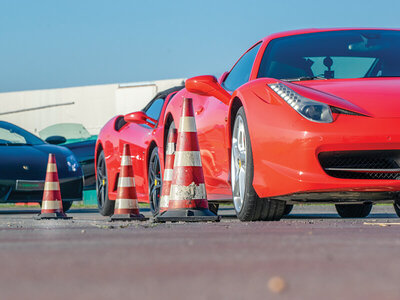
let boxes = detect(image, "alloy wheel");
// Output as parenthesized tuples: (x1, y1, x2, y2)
(231, 115, 247, 213)
(96, 154, 107, 209)
(149, 148, 162, 215)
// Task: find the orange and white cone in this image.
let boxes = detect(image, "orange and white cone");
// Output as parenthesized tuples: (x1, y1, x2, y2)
(110, 144, 148, 221)
(155, 98, 220, 222)
(158, 128, 178, 215)
(35, 154, 71, 220)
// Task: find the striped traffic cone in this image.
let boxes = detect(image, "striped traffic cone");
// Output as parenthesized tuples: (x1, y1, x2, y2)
(155, 98, 220, 222)
(35, 154, 71, 220)
(110, 144, 148, 221)
(158, 128, 178, 214)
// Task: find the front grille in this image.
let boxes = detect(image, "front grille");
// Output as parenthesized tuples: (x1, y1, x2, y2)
(319, 150, 400, 180)
(7, 178, 83, 202)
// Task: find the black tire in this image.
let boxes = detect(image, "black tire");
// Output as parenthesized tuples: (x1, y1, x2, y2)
(393, 199, 400, 218)
(283, 204, 293, 216)
(335, 203, 372, 218)
(209, 203, 219, 215)
(62, 201, 73, 212)
(148, 147, 162, 216)
(231, 107, 285, 221)
(96, 150, 114, 216)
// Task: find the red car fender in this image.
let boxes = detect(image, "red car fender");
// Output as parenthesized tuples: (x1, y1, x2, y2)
(162, 89, 188, 136)
(227, 77, 284, 144)
(95, 115, 125, 199)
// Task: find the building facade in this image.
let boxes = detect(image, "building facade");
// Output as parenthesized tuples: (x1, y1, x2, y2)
(0, 78, 185, 135)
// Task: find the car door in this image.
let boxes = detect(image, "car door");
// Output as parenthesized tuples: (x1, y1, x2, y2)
(192, 43, 262, 200)
(118, 97, 165, 200)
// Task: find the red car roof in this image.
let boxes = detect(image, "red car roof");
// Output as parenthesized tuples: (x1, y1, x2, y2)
(262, 27, 400, 42)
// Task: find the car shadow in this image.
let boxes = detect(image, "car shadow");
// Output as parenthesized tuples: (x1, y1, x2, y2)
(283, 212, 398, 219)
(0, 206, 397, 220)
(218, 211, 399, 220)
(0, 209, 41, 215)
(67, 208, 103, 214)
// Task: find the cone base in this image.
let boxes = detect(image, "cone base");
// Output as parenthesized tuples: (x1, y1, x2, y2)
(35, 212, 72, 220)
(155, 209, 220, 223)
(109, 214, 148, 222)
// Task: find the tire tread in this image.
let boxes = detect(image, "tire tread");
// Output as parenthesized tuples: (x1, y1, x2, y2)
(335, 203, 372, 218)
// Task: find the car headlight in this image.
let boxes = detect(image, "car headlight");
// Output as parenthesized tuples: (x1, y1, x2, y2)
(269, 83, 333, 123)
(66, 154, 80, 172)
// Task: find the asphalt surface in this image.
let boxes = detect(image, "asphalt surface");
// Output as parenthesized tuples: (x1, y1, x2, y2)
(1, 204, 400, 300)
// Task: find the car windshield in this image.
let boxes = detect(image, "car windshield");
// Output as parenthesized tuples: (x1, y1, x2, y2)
(258, 30, 400, 81)
(0, 121, 44, 146)
(39, 123, 97, 144)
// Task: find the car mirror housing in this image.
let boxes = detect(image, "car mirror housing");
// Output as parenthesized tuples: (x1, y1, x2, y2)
(124, 111, 156, 128)
(218, 72, 229, 84)
(45, 135, 67, 145)
(185, 75, 231, 105)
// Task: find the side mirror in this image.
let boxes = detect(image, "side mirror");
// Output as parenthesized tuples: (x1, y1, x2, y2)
(218, 72, 229, 84)
(185, 75, 231, 105)
(124, 111, 157, 128)
(46, 135, 67, 145)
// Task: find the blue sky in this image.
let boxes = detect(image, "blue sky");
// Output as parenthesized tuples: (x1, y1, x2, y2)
(1, 0, 399, 92)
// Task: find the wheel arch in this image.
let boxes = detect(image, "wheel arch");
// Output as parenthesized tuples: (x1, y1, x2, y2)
(226, 96, 244, 160)
(163, 112, 175, 163)
(229, 97, 244, 137)
(94, 142, 104, 176)
(147, 140, 158, 169)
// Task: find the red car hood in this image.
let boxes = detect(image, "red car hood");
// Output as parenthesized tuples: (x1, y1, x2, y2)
(293, 78, 400, 118)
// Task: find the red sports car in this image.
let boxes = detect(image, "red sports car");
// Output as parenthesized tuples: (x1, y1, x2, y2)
(96, 28, 400, 221)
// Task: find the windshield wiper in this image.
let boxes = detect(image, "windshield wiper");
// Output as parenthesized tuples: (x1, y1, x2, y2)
(281, 76, 326, 82)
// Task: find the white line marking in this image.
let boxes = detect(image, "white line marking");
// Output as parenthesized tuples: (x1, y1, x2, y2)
(170, 183, 206, 200)
(163, 169, 173, 181)
(42, 201, 61, 210)
(46, 163, 57, 172)
(44, 182, 60, 191)
(115, 198, 138, 209)
(121, 155, 132, 166)
(174, 151, 202, 167)
(118, 177, 135, 187)
(166, 143, 176, 155)
(179, 116, 197, 132)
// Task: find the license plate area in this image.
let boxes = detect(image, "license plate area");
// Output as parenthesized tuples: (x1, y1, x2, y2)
(15, 180, 44, 191)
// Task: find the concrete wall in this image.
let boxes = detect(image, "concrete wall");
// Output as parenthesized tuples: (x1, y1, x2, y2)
(0, 78, 185, 135)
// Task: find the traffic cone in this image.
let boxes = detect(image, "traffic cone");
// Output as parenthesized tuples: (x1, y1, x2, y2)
(35, 154, 71, 220)
(110, 144, 148, 221)
(155, 98, 220, 222)
(158, 128, 178, 214)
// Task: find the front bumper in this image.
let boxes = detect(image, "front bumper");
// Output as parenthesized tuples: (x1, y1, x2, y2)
(249, 107, 400, 200)
(0, 177, 83, 203)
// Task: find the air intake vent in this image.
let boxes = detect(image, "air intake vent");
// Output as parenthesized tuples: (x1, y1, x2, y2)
(319, 150, 400, 180)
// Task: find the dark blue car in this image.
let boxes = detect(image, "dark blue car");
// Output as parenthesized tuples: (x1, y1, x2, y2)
(0, 121, 83, 211)
(39, 123, 96, 190)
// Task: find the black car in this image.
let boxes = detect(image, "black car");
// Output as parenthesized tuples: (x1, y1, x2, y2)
(0, 121, 83, 211)
(39, 123, 96, 190)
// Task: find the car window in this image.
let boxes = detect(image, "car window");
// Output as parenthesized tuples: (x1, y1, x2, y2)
(257, 30, 400, 80)
(39, 123, 95, 144)
(0, 128, 27, 144)
(305, 56, 377, 78)
(0, 121, 44, 146)
(144, 98, 164, 121)
(223, 43, 261, 91)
